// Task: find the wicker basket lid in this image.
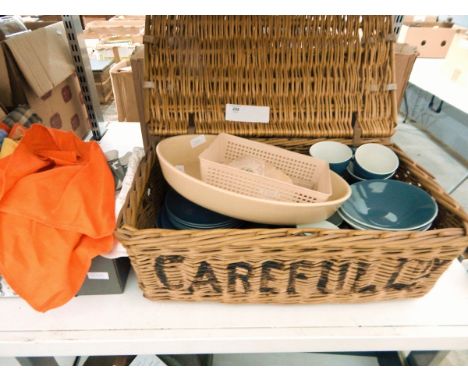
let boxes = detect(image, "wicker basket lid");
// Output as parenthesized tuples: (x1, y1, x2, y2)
(144, 16, 397, 139)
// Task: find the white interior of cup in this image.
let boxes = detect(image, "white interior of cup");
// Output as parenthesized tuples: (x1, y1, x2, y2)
(309, 141, 353, 164)
(355, 144, 399, 175)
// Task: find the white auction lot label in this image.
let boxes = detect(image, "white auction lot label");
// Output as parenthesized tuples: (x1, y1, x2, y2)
(225, 104, 270, 123)
(87, 272, 109, 280)
(190, 135, 206, 148)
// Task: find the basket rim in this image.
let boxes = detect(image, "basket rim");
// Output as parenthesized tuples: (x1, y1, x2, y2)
(115, 139, 468, 247)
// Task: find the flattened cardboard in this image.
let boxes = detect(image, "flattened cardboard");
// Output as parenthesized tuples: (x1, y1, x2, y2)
(4, 22, 75, 97)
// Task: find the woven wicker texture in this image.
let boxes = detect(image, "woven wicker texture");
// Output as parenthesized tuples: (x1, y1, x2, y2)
(116, 15, 468, 304)
(117, 138, 468, 304)
(144, 16, 396, 138)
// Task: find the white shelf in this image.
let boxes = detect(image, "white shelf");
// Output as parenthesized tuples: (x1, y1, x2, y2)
(1, 260, 468, 356)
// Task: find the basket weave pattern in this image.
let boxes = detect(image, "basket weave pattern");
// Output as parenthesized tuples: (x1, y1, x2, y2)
(144, 16, 396, 138)
(117, 16, 468, 304)
(117, 139, 468, 303)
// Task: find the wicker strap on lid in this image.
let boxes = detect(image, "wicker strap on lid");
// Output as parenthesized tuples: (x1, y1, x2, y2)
(144, 15, 397, 138)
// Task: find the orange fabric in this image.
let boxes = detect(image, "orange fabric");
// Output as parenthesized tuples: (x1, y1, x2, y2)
(0, 124, 115, 312)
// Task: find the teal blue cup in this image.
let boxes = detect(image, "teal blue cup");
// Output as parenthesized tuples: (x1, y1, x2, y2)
(309, 141, 353, 176)
(354, 143, 399, 179)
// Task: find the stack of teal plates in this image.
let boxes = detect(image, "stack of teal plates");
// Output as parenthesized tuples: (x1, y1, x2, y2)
(338, 180, 438, 231)
(157, 188, 244, 229)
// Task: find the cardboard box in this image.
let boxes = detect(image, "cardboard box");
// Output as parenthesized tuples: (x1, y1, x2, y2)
(441, 32, 468, 87)
(96, 76, 114, 104)
(130, 45, 145, 120)
(0, 104, 6, 120)
(130, 45, 151, 149)
(93, 43, 138, 61)
(398, 24, 456, 58)
(0, 45, 12, 107)
(394, 43, 419, 108)
(83, 18, 144, 43)
(109, 16, 145, 22)
(25, 73, 91, 138)
(33, 15, 63, 22)
(403, 15, 438, 25)
(0, 16, 27, 107)
(23, 20, 61, 31)
(110, 60, 139, 122)
(81, 15, 114, 28)
(91, 58, 114, 81)
(0, 16, 28, 40)
(403, 16, 454, 29)
(92, 58, 114, 104)
(0, 22, 91, 138)
(19, 15, 63, 31)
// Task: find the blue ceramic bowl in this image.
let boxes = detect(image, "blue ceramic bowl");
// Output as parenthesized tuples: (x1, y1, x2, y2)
(345, 162, 366, 184)
(354, 143, 399, 179)
(340, 180, 438, 231)
(309, 141, 353, 176)
(346, 162, 393, 185)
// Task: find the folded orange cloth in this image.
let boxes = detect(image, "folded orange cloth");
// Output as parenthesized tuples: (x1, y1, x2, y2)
(0, 124, 115, 312)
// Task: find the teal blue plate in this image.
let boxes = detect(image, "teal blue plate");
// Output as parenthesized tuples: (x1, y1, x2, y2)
(164, 187, 243, 229)
(337, 209, 432, 231)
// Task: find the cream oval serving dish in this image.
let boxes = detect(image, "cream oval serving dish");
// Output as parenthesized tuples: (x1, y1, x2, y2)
(156, 135, 352, 225)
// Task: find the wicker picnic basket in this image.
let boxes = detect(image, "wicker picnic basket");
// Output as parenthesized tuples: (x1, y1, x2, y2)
(116, 16, 468, 304)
